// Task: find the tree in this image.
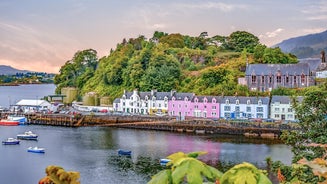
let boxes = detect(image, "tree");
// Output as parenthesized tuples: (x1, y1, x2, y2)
(226, 31, 260, 53)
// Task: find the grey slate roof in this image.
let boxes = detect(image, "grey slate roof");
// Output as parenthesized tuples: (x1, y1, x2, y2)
(299, 58, 321, 71)
(170, 92, 194, 100)
(245, 63, 310, 75)
(191, 96, 221, 103)
(271, 95, 303, 104)
(220, 96, 270, 105)
(113, 98, 121, 103)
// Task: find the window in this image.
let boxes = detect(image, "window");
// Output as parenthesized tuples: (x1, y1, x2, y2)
(226, 100, 229, 104)
(153, 103, 155, 107)
(256, 107, 263, 112)
(246, 106, 251, 112)
(247, 114, 252, 118)
(277, 76, 281, 83)
(258, 100, 262, 106)
(224, 106, 231, 111)
(275, 114, 280, 118)
(235, 106, 240, 111)
(251, 75, 256, 83)
(275, 108, 280, 112)
(204, 105, 207, 109)
(269, 76, 273, 83)
(261, 76, 265, 83)
(286, 76, 289, 83)
(236, 100, 239, 105)
(172, 104, 175, 108)
(247, 100, 250, 105)
(224, 112, 231, 118)
(159, 104, 161, 108)
(288, 108, 293, 112)
(212, 106, 216, 110)
(294, 76, 297, 83)
(301, 74, 305, 84)
(194, 105, 198, 109)
(256, 113, 263, 118)
(212, 112, 217, 116)
(195, 98, 198, 103)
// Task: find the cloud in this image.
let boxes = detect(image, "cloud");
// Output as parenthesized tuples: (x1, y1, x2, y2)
(301, 1, 327, 21)
(264, 28, 284, 38)
(173, 1, 248, 12)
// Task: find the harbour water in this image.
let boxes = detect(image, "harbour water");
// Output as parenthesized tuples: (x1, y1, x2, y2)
(0, 84, 293, 183)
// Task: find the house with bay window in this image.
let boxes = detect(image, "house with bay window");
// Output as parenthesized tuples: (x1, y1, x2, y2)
(220, 96, 269, 119)
(168, 92, 195, 119)
(270, 95, 303, 122)
(190, 96, 220, 119)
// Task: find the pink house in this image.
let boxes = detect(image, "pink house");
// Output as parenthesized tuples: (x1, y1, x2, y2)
(168, 92, 194, 119)
(190, 96, 220, 119)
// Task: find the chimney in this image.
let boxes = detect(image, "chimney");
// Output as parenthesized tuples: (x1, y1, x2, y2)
(321, 50, 326, 63)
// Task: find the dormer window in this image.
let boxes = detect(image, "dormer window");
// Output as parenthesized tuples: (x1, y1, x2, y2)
(251, 75, 256, 84)
(247, 100, 250, 105)
(226, 99, 229, 104)
(204, 98, 207, 103)
(212, 99, 216, 103)
(258, 100, 262, 106)
(236, 100, 239, 105)
(185, 97, 188, 102)
(152, 97, 156, 101)
(195, 98, 198, 103)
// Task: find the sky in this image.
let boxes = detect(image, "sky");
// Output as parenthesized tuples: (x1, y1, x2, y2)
(0, 0, 326, 73)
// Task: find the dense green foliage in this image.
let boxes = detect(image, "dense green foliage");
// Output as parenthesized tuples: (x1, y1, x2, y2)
(0, 72, 54, 84)
(148, 151, 271, 184)
(54, 31, 298, 101)
(269, 83, 327, 183)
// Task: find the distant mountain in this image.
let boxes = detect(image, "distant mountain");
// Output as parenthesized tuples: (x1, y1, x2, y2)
(0, 65, 31, 75)
(274, 30, 327, 59)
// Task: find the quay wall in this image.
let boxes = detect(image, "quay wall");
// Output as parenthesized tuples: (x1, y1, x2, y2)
(0, 113, 297, 138)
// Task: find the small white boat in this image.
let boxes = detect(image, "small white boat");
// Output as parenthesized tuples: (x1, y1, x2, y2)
(159, 158, 171, 166)
(2, 138, 20, 145)
(17, 131, 38, 140)
(27, 146, 45, 153)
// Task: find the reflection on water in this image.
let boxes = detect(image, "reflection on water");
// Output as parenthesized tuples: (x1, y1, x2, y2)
(0, 126, 292, 183)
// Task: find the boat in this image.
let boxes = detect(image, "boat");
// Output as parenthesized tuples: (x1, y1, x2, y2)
(17, 131, 38, 140)
(118, 149, 132, 156)
(2, 138, 20, 145)
(7, 115, 27, 125)
(0, 119, 19, 126)
(27, 146, 45, 153)
(159, 158, 171, 166)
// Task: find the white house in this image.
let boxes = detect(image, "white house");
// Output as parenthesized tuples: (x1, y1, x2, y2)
(114, 89, 171, 115)
(220, 96, 270, 119)
(270, 96, 302, 122)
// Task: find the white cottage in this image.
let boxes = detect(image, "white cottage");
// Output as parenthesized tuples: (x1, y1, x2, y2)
(220, 96, 270, 120)
(270, 95, 302, 122)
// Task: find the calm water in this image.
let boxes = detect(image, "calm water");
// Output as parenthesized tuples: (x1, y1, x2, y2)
(0, 84, 293, 183)
(0, 84, 56, 108)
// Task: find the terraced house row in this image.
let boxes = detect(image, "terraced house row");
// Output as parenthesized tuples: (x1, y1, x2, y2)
(113, 89, 303, 122)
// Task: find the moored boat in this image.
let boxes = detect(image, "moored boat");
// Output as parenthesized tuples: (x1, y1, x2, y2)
(27, 146, 45, 153)
(118, 149, 132, 156)
(7, 115, 28, 125)
(2, 138, 20, 145)
(17, 131, 38, 140)
(0, 119, 19, 126)
(159, 158, 171, 166)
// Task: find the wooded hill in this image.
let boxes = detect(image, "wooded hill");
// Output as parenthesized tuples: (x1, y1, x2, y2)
(54, 31, 297, 102)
